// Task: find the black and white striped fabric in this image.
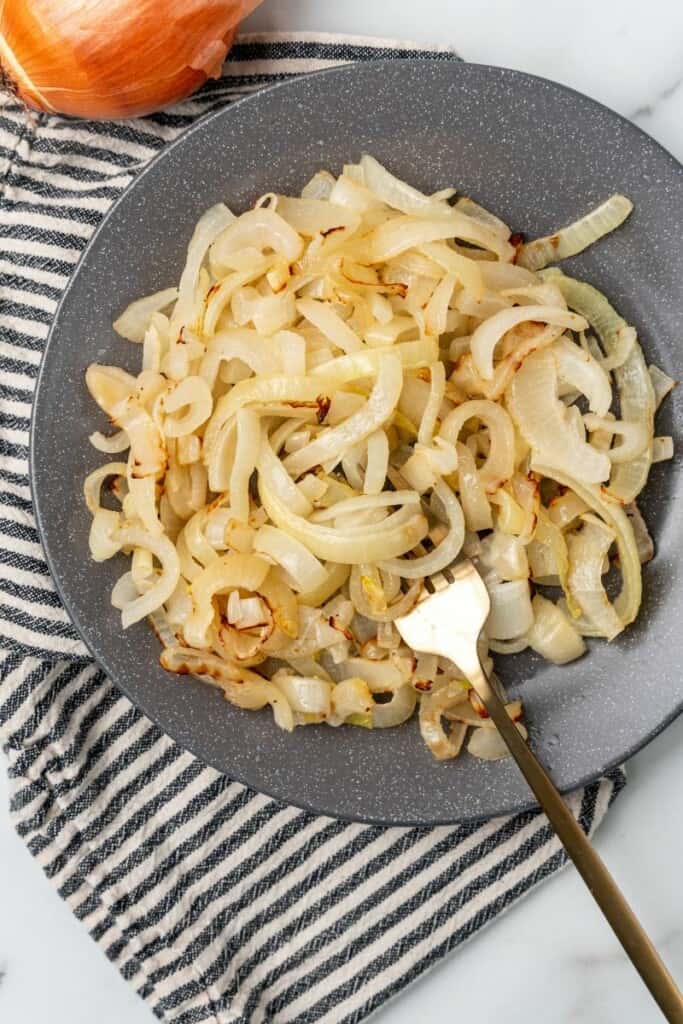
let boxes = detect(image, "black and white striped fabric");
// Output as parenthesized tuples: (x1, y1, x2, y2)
(0, 34, 625, 1024)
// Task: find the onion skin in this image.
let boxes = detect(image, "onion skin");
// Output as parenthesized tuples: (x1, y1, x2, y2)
(0, 0, 260, 119)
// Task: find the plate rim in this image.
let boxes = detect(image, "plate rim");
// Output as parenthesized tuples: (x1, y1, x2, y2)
(29, 58, 683, 825)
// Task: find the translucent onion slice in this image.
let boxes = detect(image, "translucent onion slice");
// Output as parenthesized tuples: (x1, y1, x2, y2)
(649, 364, 677, 411)
(534, 465, 641, 630)
(111, 526, 180, 628)
(369, 212, 514, 264)
(360, 154, 453, 219)
(184, 553, 271, 649)
(114, 287, 178, 343)
(470, 306, 588, 380)
(311, 490, 419, 523)
(163, 376, 213, 438)
(276, 196, 360, 236)
(525, 594, 586, 664)
(85, 364, 137, 417)
(508, 348, 611, 483)
(259, 473, 428, 565)
(203, 340, 436, 450)
(566, 515, 622, 640)
(297, 297, 363, 354)
(254, 524, 328, 592)
(518, 195, 633, 272)
(126, 474, 163, 536)
(83, 461, 128, 514)
(199, 329, 280, 389)
(455, 442, 492, 531)
(89, 430, 130, 454)
(88, 508, 122, 561)
(170, 203, 235, 336)
(160, 646, 294, 731)
(297, 562, 350, 608)
(583, 414, 650, 464)
(271, 672, 332, 719)
(486, 579, 534, 640)
(440, 399, 515, 493)
(543, 271, 655, 501)
(477, 532, 529, 582)
(283, 354, 403, 477)
(364, 430, 389, 494)
(467, 723, 527, 761)
(380, 480, 465, 580)
(348, 565, 421, 622)
(418, 681, 470, 760)
(553, 336, 612, 416)
(210, 207, 303, 272)
(112, 396, 167, 478)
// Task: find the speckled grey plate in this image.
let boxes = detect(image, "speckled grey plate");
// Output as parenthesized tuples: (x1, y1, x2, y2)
(31, 61, 683, 825)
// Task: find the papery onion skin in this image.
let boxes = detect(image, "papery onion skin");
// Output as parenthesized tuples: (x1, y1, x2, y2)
(0, 0, 261, 119)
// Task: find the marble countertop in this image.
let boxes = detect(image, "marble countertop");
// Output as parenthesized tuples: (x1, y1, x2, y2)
(2, 1, 683, 1022)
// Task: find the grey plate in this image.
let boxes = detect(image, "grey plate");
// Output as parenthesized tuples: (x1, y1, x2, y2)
(31, 61, 683, 826)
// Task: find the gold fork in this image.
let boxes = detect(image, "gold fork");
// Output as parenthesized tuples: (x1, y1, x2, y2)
(395, 559, 683, 1022)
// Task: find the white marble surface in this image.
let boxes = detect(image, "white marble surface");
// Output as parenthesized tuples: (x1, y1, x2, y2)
(2, 1, 683, 1022)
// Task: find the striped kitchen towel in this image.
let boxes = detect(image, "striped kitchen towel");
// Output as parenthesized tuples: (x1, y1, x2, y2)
(0, 34, 625, 1024)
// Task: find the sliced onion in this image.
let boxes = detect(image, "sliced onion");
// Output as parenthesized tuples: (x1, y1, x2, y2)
(652, 436, 674, 463)
(171, 204, 235, 337)
(360, 154, 453, 219)
(649, 364, 677, 411)
(440, 399, 515, 492)
(254, 524, 328, 593)
(455, 442, 493, 531)
(553, 336, 612, 416)
(85, 364, 137, 417)
(583, 414, 650, 464)
(276, 196, 359, 237)
(199, 329, 280, 390)
(163, 376, 213, 438)
(470, 306, 587, 380)
(184, 553, 270, 649)
(508, 348, 611, 483)
(89, 430, 130, 454)
(311, 490, 418, 523)
(467, 722, 527, 761)
(228, 408, 260, 523)
(83, 461, 128, 514)
(259, 473, 428, 564)
(380, 479, 465, 579)
(114, 286, 178, 343)
(486, 579, 534, 640)
(566, 515, 622, 640)
(534, 465, 641, 630)
(297, 562, 350, 608)
(477, 532, 529, 582)
(284, 354, 403, 477)
(111, 526, 180, 628)
(518, 195, 633, 272)
(370, 212, 514, 264)
(271, 672, 333, 719)
(526, 594, 585, 664)
(297, 297, 363, 354)
(160, 646, 294, 731)
(418, 680, 470, 760)
(210, 207, 302, 274)
(544, 271, 655, 501)
(112, 395, 166, 478)
(364, 430, 389, 494)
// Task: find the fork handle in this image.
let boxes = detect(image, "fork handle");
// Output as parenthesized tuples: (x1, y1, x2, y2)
(466, 658, 683, 1023)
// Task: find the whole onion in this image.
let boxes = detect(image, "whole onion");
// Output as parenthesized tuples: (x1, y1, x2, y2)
(0, 0, 262, 119)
